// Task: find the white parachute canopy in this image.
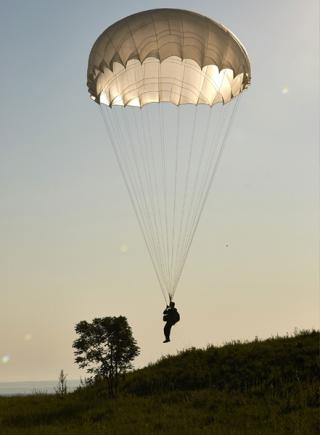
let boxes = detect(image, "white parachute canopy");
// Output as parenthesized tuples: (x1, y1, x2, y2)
(87, 9, 251, 304)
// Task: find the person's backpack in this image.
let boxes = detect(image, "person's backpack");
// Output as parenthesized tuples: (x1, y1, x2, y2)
(171, 309, 180, 324)
(163, 308, 180, 324)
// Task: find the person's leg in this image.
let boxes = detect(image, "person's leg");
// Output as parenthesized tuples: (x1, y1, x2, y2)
(164, 323, 171, 341)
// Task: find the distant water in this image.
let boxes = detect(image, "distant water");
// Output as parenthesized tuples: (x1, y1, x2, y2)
(0, 380, 81, 396)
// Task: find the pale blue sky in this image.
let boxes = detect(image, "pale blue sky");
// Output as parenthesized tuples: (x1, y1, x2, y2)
(0, 0, 318, 382)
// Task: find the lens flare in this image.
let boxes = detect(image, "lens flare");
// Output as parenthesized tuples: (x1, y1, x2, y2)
(1, 355, 10, 364)
(120, 244, 128, 253)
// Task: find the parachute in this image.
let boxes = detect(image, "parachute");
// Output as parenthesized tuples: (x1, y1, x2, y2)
(87, 9, 251, 304)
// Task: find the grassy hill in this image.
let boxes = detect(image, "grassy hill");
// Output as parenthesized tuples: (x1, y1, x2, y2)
(0, 330, 319, 434)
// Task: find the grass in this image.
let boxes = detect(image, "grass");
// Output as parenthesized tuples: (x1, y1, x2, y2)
(0, 330, 319, 434)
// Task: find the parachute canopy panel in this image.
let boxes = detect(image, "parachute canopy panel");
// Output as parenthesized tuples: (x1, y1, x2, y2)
(87, 9, 251, 107)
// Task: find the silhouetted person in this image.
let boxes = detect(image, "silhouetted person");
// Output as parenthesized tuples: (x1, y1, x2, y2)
(163, 301, 180, 343)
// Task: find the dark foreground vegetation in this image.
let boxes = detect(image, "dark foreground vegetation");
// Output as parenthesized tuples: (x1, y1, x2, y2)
(0, 330, 319, 434)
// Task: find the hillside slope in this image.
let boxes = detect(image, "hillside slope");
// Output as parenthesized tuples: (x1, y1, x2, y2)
(0, 330, 319, 434)
(124, 330, 319, 395)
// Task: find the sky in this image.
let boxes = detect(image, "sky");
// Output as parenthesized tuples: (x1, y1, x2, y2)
(0, 0, 319, 382)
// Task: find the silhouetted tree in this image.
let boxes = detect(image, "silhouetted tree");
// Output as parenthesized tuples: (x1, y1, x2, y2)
(73, 316, 140, 397)
(55, 369, 67, 397)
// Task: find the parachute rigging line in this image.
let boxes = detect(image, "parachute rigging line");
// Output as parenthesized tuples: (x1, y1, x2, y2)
(100, 106, 169, 304)
(100, 98, 240, 303)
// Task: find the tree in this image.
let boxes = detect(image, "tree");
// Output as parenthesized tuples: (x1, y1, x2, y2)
(55, 369, 67, 397)
(73, 316, 140, 397)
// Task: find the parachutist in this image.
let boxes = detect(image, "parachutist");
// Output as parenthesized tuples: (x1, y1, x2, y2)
(163, 301, 180, 343)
